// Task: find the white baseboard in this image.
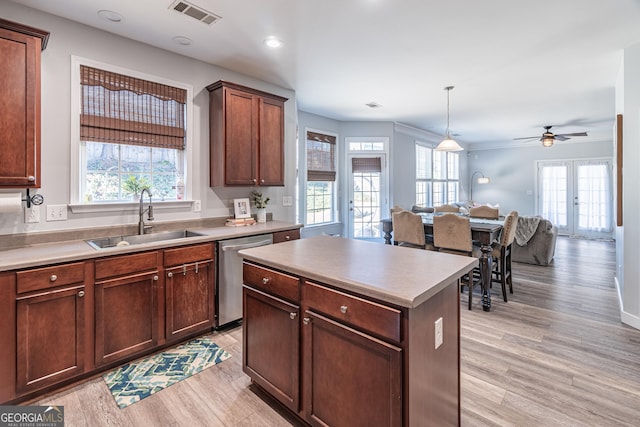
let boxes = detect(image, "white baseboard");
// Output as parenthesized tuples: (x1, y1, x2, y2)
(616, 276, 640, 330)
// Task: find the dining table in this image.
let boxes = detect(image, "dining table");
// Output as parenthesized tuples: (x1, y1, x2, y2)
(381, 213, 503, 312)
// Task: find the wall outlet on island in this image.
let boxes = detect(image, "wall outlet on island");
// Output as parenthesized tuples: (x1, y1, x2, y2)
(435, 317, 443, 349)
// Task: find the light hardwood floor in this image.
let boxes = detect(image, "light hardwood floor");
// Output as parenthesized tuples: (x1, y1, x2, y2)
(35, 236, 640, 426)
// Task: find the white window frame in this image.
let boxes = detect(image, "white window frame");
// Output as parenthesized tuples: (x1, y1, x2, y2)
(415, 141, 460, 206)
(304, 127, 339, 227)
(68, 56, 194, 213)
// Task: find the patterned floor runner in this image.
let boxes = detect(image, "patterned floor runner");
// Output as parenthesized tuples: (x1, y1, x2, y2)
(103, 336, 231, 408)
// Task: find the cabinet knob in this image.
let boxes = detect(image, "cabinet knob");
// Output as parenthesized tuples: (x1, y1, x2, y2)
(153, 275, 159, 281)
(28, 176, 35, 182)
(252, 178, 257, 183)
(303, 317, 310, 325)
(261, 179, 265, 183)
(290, 312, 297, 320)
(340, 305, 348, 314)
(262, 277, 270, 285)
(167, 272, 173, 278)
(78, 290, 85, 297)
(49, 274, 57, 282)
(285, 235, 290, 240)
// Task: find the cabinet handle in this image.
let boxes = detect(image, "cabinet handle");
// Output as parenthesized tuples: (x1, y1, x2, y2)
(153, 275, 159, 281)
(340, 305, 348, 314)
(303, 317, 310, 325)
(183, 265, 187, 276)
(49, 274, 57, 282)
(290, 312, 297, 320)
(78, 290, 85, 297)
(28, 176, 35, 182)
(167, 272, 173, 278)
(195, 262, 199, 274)
(262, 277, 270, 285)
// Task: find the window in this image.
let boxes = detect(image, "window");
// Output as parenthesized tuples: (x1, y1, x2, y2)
(77, 63, 188, 203)
(415, 142, 459, 206)
(306, 130, 337, 225)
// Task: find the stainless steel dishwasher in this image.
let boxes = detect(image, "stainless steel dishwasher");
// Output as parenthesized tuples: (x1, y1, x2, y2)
(216, 233, 273, 328)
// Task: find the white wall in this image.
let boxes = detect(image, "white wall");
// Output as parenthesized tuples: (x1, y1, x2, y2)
(0, 2, 298, 237)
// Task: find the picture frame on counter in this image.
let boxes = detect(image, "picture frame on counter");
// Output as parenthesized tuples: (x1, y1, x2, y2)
(234, 198, 251, 219)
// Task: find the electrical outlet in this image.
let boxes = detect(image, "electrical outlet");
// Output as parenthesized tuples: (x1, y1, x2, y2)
(46, 204, 68, 221)
(435, 317, 443, 349)
(25, 205, 40, 223)
(193, 199, 202, 212)
(283, 196, 293, 206)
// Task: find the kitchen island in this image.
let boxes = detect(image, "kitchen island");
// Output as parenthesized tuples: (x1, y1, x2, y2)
(239, 235, 477, 427)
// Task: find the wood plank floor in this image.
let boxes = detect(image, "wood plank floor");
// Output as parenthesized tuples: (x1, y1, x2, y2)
(34, 236, 640, 426)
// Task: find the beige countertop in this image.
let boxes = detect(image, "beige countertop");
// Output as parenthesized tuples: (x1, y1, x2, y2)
(0, 221, 301, 272)
(239, 235, 478, 309)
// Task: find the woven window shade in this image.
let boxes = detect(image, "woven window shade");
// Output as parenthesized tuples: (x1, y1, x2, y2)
(80, 65, 186, 150)
(352, 157, 381, 173)
(307, 131, 336, 181)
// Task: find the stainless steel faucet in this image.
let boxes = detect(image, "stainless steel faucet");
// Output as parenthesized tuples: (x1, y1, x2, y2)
(138, 188, 154, 235)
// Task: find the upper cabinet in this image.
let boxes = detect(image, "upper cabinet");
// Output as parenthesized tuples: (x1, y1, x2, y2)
(207, 81, 287, 187)
(0, 19, 49, 188)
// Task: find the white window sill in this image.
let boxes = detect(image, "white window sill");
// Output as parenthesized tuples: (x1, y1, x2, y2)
(69, 200, 194, 214)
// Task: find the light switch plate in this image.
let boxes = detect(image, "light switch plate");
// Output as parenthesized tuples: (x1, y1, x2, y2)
(283, 196, 293, 206)
(46, 205, 68, 221)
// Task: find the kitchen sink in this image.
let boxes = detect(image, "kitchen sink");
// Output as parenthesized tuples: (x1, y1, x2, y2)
(86, 230, 206, 249)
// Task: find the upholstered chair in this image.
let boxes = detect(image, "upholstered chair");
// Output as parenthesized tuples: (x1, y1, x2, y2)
(433, 213, 481, 309)
(434, 204, 460, 213)
(469, 205, 500, 219)
(392, 210, 429, 249)
(390, 205, 404, 217)
(491, 211, 519, 301)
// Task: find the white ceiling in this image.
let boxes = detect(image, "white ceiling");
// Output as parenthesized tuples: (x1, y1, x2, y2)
(12, 0, 640, 148)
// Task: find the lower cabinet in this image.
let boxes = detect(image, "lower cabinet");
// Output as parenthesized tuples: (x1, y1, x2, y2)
(164, 243, 215, 341)
(15, 262, 87, 395)
(94, 251, 160, 366)
(243, 261, 403, 427)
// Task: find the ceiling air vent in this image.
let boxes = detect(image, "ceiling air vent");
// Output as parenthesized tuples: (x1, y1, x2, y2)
(169, 0, 222, 25)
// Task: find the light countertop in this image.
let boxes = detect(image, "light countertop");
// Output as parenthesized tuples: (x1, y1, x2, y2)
(0, 221, 301, 272)
(239, 235, 478, 308)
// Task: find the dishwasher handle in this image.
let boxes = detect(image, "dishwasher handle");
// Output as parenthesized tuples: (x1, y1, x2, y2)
(221, 239, 273, 252)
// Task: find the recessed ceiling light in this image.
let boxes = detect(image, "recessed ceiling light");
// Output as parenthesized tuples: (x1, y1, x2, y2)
(264, 36, 283, 48)
(366, 101, 383, 108)
(172, 36, 193, 46)
(97, 10, 123, 23)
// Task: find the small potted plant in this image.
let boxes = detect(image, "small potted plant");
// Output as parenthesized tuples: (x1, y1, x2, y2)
(123, 175, 151, 201)
(250, 190, 270, 223)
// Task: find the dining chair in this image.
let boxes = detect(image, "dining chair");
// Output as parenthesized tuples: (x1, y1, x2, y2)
(411, 205, 434, 214)
(491, 210, 519, 301)
(392, 210, 430, 249)
(433, 213, 481, 309)
(434, 204, 460, 213)
(469, 205, 500, 219)
(390, 205, 404, 216)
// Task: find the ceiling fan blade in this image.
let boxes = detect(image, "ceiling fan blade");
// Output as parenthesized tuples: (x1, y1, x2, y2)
(513, 136, 539, 140)
(553, 135, 569, 141)
(556, 132, 588, 137)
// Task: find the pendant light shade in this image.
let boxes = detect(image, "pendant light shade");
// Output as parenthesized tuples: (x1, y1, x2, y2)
(435, 86, 464, 152)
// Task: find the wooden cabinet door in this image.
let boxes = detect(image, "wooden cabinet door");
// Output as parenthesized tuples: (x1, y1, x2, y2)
(0, 26, 41, 187)
(95, 271, 158, 366)
(165, 260, 214, 341)
(303, 311, 402, 427)
(16, 286, 85, 393)
(243, 286, 300, 412)
(258, 97, 285, 186)
(224, 88, 256, 185)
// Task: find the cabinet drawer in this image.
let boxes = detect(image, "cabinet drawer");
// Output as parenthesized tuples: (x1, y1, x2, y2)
(16, 262, 85, 294)
(243, 262, 300, 302)
(273, 229, 300, 244)
(304, 281, 401, 343)
(164, 243, 214, 267)
(95, 251, 159, 280)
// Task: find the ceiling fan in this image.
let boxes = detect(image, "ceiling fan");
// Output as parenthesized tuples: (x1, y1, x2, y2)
(514, 125, 588, 147)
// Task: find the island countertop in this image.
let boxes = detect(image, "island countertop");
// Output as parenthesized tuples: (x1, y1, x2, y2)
(239, 235, 478, 308)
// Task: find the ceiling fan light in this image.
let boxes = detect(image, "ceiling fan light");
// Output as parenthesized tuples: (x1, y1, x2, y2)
(542, 137, 554, 147)
(436, 137, 464, 152)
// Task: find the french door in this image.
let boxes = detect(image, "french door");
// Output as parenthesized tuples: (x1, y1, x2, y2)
(347, 154, 388, 240)
(537, 159, 613, 239)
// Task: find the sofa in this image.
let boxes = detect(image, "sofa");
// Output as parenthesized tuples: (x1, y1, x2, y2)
(512, 217, 558, 266)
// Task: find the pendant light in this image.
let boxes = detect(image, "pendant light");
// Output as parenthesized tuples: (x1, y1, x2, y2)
(435, 86, 464, 152)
